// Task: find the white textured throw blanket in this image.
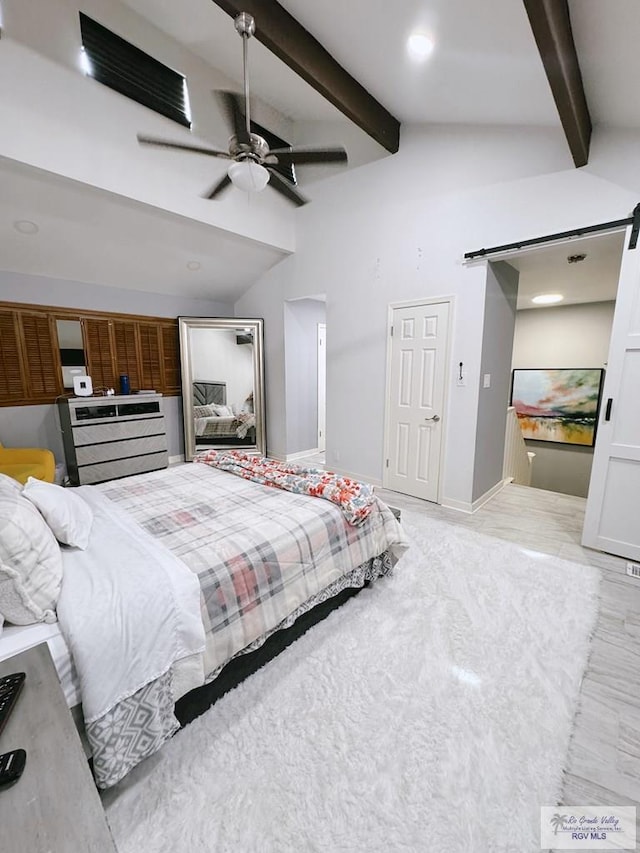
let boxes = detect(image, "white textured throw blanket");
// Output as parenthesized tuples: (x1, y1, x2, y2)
(104, 511, 600, 852)
(57, 488, 205, 788)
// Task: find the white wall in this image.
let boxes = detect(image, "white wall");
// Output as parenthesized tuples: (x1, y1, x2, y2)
(190, 328, 254, 410)
(0, 0, 296, 252)
(513, 301, 615, 367)
(512, 300, 616, 497)
(472, 261, 519, 502)
(284, 298, 326, 455)
(237, 122, 639, 505)
(0, 0, 388, 255)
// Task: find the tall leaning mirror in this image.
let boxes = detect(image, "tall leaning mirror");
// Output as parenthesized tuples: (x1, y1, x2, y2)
(179, 317, 266, 460)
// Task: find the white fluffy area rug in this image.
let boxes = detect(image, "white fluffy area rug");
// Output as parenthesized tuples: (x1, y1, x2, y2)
(104, 511, 600, 853)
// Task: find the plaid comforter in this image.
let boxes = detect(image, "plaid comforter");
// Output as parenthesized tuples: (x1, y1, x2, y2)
(195, 415, 256, 439)
(99, 463, 407, 680)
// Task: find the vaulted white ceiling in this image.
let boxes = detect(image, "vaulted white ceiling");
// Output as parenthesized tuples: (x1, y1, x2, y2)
(120, 0, 561, 126)
(1, 0, 639, 304)
(119, 0, 640, 130)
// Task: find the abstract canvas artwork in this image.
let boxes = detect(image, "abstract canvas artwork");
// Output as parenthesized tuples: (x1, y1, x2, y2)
(510, 368, 605, 446)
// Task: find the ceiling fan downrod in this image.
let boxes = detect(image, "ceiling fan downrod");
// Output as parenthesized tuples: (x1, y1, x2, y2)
(234, 12, 255, 141)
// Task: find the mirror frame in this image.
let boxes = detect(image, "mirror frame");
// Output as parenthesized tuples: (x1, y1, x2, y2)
(178, 317, 266, 460)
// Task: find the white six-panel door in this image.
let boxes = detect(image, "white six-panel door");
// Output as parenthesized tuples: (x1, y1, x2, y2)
(384, 301, 450, 502)
(583, 225, 640, 560)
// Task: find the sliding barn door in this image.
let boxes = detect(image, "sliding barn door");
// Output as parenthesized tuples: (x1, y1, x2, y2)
(583, 224, 640, 560)
(384, 301, 450, 503)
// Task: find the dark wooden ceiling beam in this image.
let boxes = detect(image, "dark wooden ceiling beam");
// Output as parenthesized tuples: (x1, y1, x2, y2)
(523, 0, 592, 167)
(212, 0, 400, 153)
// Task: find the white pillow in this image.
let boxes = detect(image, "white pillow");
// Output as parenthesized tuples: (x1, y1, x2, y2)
(212, 404, 234, 417)
(22, 478, 93, 550)
(0, 489, 63, 625)
(0, 473, 22, 494)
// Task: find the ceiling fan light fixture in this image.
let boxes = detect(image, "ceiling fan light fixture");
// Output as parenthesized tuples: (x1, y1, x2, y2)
(228, 160, 270, 193)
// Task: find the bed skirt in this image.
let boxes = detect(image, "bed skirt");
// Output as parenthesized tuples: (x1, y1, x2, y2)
(175, 549, 394, 726)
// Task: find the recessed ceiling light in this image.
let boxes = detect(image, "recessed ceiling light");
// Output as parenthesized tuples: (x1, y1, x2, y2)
(407, 32, 434, 61)
(13, 220, 39, 235)
(532, 293, 564, 305)
(186, 260, 201, 271)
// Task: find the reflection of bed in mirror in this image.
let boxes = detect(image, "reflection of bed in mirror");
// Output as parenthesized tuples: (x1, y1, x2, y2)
(193, 380, 256, 446)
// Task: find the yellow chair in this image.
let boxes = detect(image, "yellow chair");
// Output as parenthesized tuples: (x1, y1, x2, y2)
(0, 443, 55, 485)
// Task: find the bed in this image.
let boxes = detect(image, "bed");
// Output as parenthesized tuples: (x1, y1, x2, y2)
(0, 462, 407, 790)
(193, 380, 256, 445)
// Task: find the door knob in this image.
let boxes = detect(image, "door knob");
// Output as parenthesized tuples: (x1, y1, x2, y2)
(424, 415, 440, 422)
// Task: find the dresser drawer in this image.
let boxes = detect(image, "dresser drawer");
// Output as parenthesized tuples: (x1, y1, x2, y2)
(76, 434, 167, 466)
(78, 450, 169, 485)
(72, 416, 165, 446)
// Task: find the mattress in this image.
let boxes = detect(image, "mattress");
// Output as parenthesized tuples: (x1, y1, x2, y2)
(0, 622, 80, 707)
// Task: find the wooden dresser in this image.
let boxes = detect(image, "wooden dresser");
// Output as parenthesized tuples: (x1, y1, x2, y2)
(0, 644, 116, 852)
(58, 393, 168, 485)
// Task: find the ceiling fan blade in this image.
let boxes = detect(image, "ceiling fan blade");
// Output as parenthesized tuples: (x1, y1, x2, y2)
(215, 91, 251, 146)
(137, 135, 231, 159)
(266, 169, 308, 207)
(267, 146, 348, 167)
(203, 173, 232, 200)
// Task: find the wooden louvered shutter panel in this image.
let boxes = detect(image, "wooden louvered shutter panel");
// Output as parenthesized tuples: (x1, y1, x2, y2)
(113, 321, 141, 391)
(138, 324, 163, 390)
(0, 310, 27, 402)
(160, 322, 180, 394)
(83, 318, 115, 391)
(21, 313, 60, 398)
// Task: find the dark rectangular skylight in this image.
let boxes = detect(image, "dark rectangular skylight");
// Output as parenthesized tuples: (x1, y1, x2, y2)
(79, 12, 191, 128)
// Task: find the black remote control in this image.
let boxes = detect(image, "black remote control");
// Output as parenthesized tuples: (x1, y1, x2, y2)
(0, 748, 27, 790)
(0, 672, 26, 737)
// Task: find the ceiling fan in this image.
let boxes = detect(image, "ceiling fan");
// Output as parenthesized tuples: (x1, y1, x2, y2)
(137, 12, 348, 206)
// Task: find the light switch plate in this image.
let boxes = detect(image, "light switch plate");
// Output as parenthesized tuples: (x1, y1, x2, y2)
(483, 374, 491, 388)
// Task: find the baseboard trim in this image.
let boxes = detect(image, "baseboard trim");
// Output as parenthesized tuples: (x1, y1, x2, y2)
(441, 480, 504, 515)
(440, 497, 472, 514)
(286, 448, 320, 462)
(472, 480, 504, 513)
(169, 454, 185, 466)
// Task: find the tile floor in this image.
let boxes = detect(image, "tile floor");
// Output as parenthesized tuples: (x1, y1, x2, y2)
(373, 481, 640, 844)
